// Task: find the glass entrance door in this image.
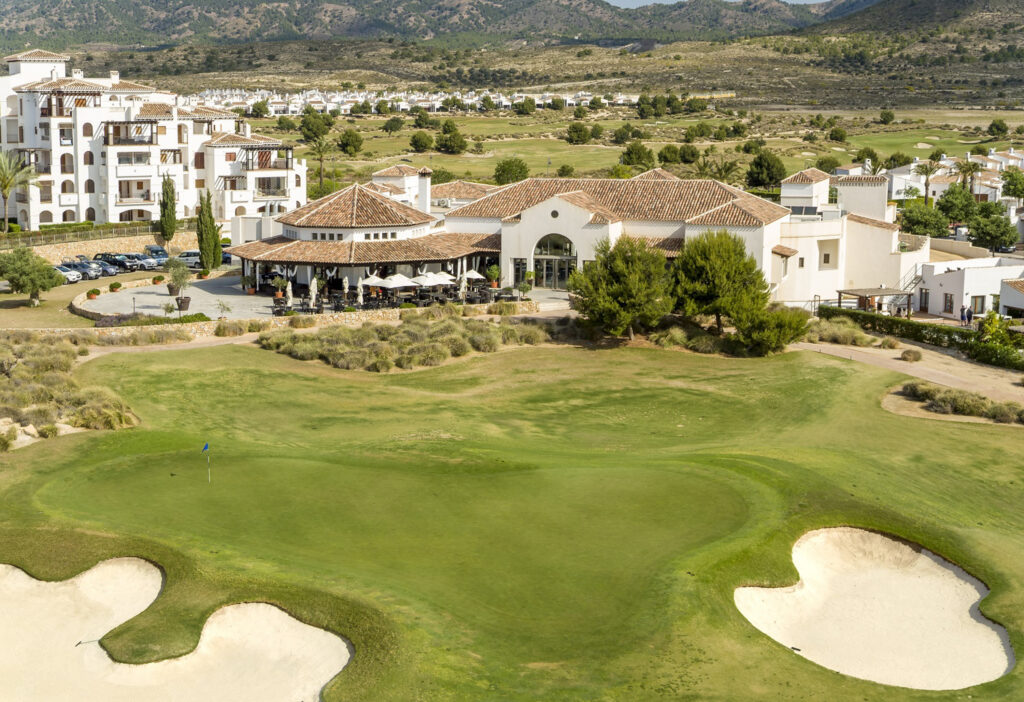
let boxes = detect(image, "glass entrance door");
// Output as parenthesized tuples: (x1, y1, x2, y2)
(534, 258, 575, 289)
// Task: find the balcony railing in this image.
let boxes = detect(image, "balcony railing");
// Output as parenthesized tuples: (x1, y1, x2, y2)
(255, 187, 288, 198)
(116, 193, 153, 204)
(104, 135, 156, 146)
(244, 157, 293, 171)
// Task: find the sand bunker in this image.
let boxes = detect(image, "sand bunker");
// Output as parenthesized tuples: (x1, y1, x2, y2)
(735, 527, 1012, 690)
(0, 557, 350, 701)
(915, 142, 934, 149)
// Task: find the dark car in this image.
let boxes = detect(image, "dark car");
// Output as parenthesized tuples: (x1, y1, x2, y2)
(222, 250, 233, 265)
(61, 260, 101, 280)
(94, 252, 140, 272)
(996, 245, 1018, 254)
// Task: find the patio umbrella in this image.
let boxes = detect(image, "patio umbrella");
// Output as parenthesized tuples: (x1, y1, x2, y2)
(342, 276, 349, 297)
(410, 274, 438, 286)
(463, 270, 486, 281)
(309, 277, 318, 309)
(362, 274, 387, 286)
(459, 275, 467, 301)
(357, 276, 364, 306)
(434, 271, 456, 282)
(380, 273, 420, 289)
(285, 280, 293, 307)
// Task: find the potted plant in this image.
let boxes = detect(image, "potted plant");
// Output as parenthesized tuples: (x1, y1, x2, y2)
(152, 274, 165, 285)
(271, 276, 288, 298)
(176, 295, 191, 312)
(109, 281, 122, 293)
(165, 258, 189, 296)
(198, 268, 210, 280)
(86, 288, 100, 300)
(241, 275, 257, 295)
(485, 264, 501, 289)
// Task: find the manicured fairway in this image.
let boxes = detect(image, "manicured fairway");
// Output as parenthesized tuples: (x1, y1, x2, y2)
(3, 343, 1024, 700)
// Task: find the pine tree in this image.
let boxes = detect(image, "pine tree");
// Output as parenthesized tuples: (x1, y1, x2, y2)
(158, 175, 176, 243)
(196, 191, 222, 271)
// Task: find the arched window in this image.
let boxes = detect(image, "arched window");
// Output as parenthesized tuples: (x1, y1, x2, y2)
(62, 209, 75, 222)
(235, 206, 246, 216)
(534, 234, 576, 257)
(85, 207, 96, 222)
(60, 154, 74, 174)
(83, 151, 94, 166)
(183, 206, 190, 216)
(61, 180, 75, 194)
(18, 209, 27, 225)
(82, 123, 93, 137)
(84, 179, 95, 194)
(40, 211, 53, 224)
(295, 174, 301, 187)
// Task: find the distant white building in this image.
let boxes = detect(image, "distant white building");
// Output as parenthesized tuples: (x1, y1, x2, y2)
(915, 258, 1024, 319)
(0, 50, 307, 230)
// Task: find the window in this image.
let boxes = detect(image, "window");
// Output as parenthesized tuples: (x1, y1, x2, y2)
(534, 233, 576, 257)
(225, 152, 236, 162)
(84, 179, 95, 194)
(822, 253, 830, 265)
(117, 152, 149, 166)
(157, 125, 167, 135)
(60, 180, 74, 194)
(390, 232, 397, 239)
(62, 209, 75, 222)
(373, 232, 380, 240)
(82, 123, 93, 137)
(195, 179, 205, 188)
(364, 233, 371, 240)
(39, 185, 52, 203)
(943, 294, 954, 314)
(160, 150, 182, 164)
(919, 288, 930, 312)
(971, 296, 985, 314)
(551, 210, 559, 219)
(85, 207, 95, 221)
(194, 152, 205, 169)
(83, 151, 94, 166)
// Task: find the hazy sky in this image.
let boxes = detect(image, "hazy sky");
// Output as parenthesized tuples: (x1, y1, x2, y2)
(609, 0, 821, 6)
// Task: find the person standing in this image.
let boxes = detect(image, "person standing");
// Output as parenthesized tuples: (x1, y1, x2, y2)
(960, 305, 967, 327)
(966, 306, 974, 328)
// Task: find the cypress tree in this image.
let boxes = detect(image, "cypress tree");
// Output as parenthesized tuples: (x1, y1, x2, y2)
(158, 175, 176, 243)
(196, 191, 222, 271)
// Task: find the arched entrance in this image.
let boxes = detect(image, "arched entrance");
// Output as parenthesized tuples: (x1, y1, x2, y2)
(532, 234, 577, 289)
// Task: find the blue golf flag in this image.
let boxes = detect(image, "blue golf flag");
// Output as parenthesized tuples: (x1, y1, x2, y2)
(201, 442, 209, 453)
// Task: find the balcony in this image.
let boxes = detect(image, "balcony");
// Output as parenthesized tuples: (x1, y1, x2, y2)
(105, 135, 155, 146)
(243, 156, 293, 171)
(116, 192, 153, 205)
(255, 187, 288, 199)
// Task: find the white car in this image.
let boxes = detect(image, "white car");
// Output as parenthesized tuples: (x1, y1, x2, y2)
(176, 250, 202, 269)
(54, 265, 82, 284)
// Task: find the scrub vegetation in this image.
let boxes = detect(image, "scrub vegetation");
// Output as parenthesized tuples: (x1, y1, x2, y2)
(3, 342, 1024, 699)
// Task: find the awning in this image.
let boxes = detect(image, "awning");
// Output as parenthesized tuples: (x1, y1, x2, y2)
(772, 245, 799, 258)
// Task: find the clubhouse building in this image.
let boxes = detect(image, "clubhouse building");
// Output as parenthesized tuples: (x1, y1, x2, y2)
(229, 166, 930, 310)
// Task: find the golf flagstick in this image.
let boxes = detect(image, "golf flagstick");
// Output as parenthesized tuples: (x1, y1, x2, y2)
(201, 442, 211, 483)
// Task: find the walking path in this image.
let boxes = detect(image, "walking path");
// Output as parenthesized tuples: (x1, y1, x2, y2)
(793, 341, 1023, 403)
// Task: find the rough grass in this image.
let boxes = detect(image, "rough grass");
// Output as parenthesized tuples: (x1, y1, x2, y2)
(902, 380, 1024, 425)
(8, 345, 1024, 700)
(805, 316, 875, 346)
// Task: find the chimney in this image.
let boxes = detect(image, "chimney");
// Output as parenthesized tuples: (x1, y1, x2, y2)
(417, 168, 432, 214)
(941, 153, 947, 161)
(109, 70, 119, 84)
(50, 68, 57, 81)
(71, 68, 83, 79)
(989, 147, 996, 156)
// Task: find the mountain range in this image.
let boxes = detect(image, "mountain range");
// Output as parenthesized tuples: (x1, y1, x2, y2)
(0, 0, 1010, 48)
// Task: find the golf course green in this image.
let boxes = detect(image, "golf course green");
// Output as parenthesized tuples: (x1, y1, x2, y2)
(2, 342, 1023, 700)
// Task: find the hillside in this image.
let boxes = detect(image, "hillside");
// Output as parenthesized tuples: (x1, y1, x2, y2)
(0, 0, 885, 48)
(813, 0, 1024, 33)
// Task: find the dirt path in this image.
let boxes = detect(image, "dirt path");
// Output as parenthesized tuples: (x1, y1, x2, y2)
(793, 342, 1023, 403)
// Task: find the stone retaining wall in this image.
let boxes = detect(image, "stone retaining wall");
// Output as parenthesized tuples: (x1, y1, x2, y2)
(930, 238, 991, 260)
(31, 231, 200, 264)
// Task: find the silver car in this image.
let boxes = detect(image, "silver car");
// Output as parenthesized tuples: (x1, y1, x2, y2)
(54, 265, 82, 284)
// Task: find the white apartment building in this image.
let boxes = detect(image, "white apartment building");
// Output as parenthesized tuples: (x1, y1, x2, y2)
(0, 50, 307, 230)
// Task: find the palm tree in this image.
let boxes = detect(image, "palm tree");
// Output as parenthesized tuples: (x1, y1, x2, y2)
(0, 151, 38, 234)
(711, 159, 741, 185)
(306, 136, 334, 190)
(913, 161, 940, 207)
(954, 159, 983, 196)
(690, 156, 714, 179)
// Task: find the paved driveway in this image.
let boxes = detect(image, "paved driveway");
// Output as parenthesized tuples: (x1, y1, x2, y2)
(82, 276, 278, 320)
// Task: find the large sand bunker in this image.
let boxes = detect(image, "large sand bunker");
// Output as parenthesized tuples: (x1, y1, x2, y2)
(735, 527, 1013, 690)
(0, 557, 350, 701)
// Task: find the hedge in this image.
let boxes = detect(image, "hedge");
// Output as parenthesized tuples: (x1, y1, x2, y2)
(818, 305, 1024, 371)
(817, 306, 977, 348)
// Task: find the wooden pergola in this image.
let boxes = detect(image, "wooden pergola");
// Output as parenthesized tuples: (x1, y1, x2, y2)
(836, 287, 914, 318)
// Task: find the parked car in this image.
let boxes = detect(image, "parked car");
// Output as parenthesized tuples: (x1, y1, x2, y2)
(61, 260, 101, 280)
(222, 250, 233, 265)
(93, 253, 140, 272)
(996, 245, 1018, 254)
(143, 245, 169, 265)
(176, 250, 202, 269)
(54, 265, 82, 284)
(77, 255, 118, 276)
(124, 252, 159, 270)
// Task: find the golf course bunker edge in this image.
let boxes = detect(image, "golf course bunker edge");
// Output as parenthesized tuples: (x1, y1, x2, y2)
(0, 556, 351, 701)
(734, 527, 1014, 691)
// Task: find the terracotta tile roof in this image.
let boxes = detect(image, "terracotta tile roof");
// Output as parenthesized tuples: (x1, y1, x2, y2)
(772, 244, 799, 258)
(431, 180, 499, 200)
(364, 182, 404, 195)
(847, 213, 900, 231)
(372, 164, 422, 177)
(138, 103, 236, 120)
(206, 131, 281, 147)
(930, 175, 961, 185)
(16, 77, 106, 93)
(686, 197, 790, 228)
(553, 191, 622, 224)
(4, 50, 70, 62)
(187, 105, 239, 120)
(836, 175, 888, 185)
(1005, 279, 1024, 295)
(631, 167, 681, 181)
(226, 232, 498, 265)
(782, 168, 831, 185)
(276, 184, 436, 228)
(108, 79, 154, 93)
(628, 236, 684, 256)
(447, 177, 789, 226)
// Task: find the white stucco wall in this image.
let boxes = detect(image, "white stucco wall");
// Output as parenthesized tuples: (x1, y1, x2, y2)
(916, 259, 1024, 317)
